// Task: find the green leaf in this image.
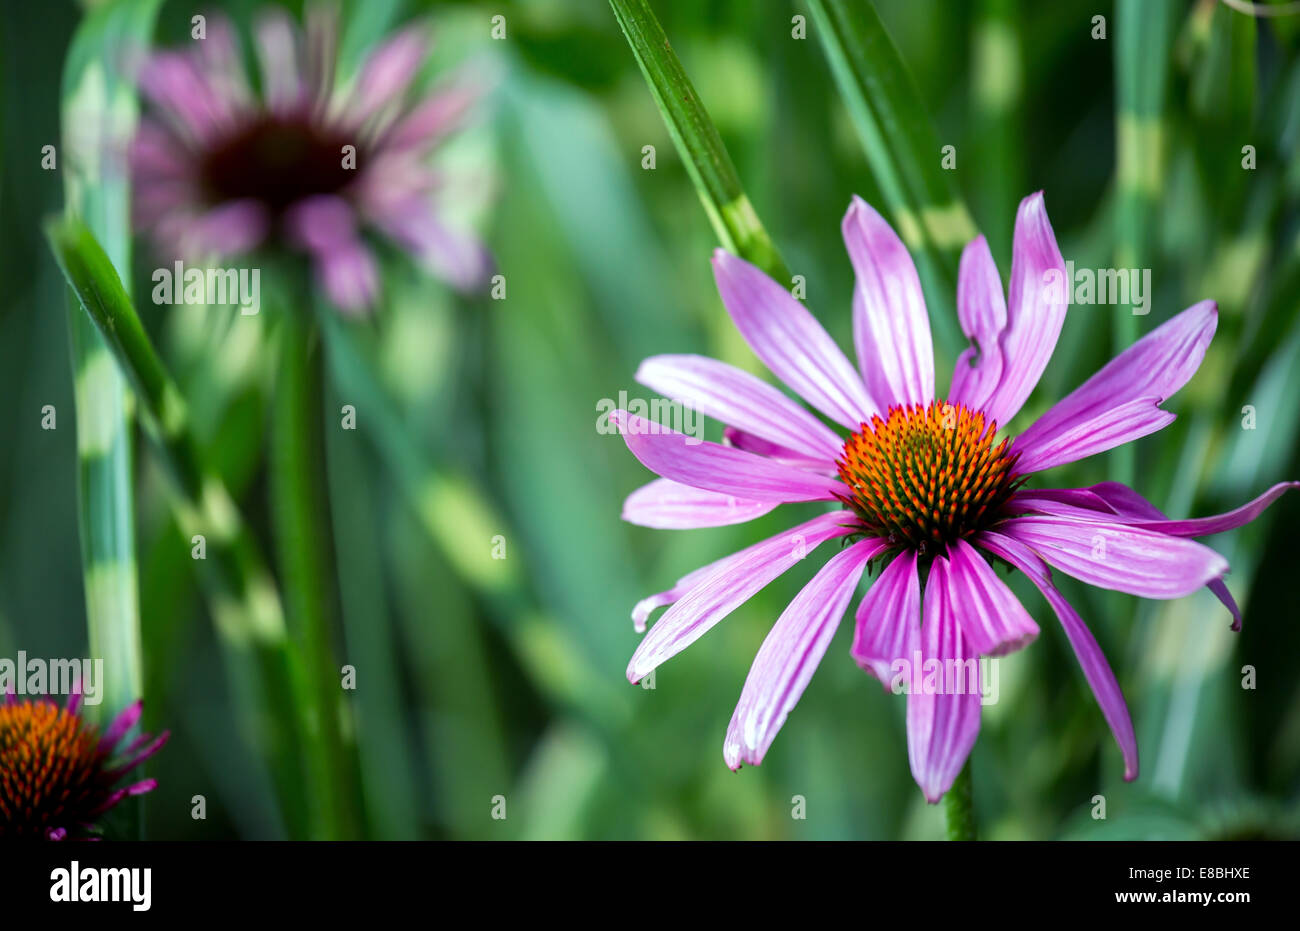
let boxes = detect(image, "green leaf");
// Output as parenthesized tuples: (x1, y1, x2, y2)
(806, 0, 977, 356)
(58, 0, 163, 839)
(609, 0, 790, 284)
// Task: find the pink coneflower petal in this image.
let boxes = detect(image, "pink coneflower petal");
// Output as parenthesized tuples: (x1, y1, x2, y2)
(137, 52, 233, 146)
(1001, 515, 1229, 599)
(1013, 480, 1296, 630)
(711, 250, 876, 430)
(197, 18, 253, 111)
(945, 538, 1039, 656)
(347, 27, 429, 129)
(98, 699, 142, 753)
(627, 512, 856, 681)
(724, 539, 883, 769)
(609, 410, 843, 502)
(1016, 300, 1218, 466)
(721, 428, 838, 474)
(183, 199, 271, 256)
(1013, 396, 1176, 474)
(851, 548, 921, 684)
(636, 354, 843, 462)
(843, 195, 934, 408)
(370, 201, 493, 293)
(949, 234, 1007, 414)
(89, 778, 158, 817)
(1019, 480, 1299, 539)
(980, 191, 1068, 427)
(386, 81, 481, 153)
(981, 530, 1138, 779)
(254, 11, 304, 116)
(907, 557, 983, 802)
(622, 477, 776, 529)
(107, 731, 170, 779)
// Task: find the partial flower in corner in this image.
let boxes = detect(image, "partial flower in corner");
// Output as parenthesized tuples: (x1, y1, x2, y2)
(0, 689, 168, 839)
(613, 191, 1297, 802)
(130, 5, 492, 313)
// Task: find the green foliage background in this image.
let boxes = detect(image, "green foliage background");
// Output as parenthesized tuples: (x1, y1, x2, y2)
(2, 0, 1299, 839)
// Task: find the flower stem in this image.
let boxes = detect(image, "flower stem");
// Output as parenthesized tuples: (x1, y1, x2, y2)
(944, 762, 978, 841)
(270, 311, 361, 840)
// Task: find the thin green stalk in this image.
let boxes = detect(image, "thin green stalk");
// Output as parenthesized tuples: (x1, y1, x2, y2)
(46, 216, 316, 839)
(944, 762, 977, 841)
(270, 312, 361, 839)
(806, 0, 976, 356)
(609, 0, 790, 283)
(59, 0, 163, 839)
(1114, 0, 1177, 485)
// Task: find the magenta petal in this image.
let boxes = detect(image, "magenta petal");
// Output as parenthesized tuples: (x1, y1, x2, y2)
(981, 531, 1138, 780)
(254, 10, 302, 114)
(1000, 515, 1229, 599)
(372, 202, 493, 293)
(722, 428, 837, 474)
(626, 512, 858, 681)
(723, 539, 879, 769)
(949, 235, 1008, 417)
(945, 538, 1039, 656)
(850, 549, 920, 684)
(609, 410, 843, 503)
(907, 556, 982, 803)
(982, 192, 1068, 427)
(1018, 301, 1216, 462)
(99, 700, 142, 753)
(1093, 480, 1299, 539)
(637, 354, 843, 463)
(1013, 396, 1176, 474)
(347, 26, 428, 126)
(711, 250, 876, 430)
(621, 477, 776, 529)
(842, 196, 934, 407)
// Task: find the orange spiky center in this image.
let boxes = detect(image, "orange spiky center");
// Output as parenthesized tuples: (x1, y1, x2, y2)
(0, 701, 103, 835)
(837, 400, 1022, 551)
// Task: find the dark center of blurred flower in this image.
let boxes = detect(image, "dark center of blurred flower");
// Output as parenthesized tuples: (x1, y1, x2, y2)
(0, 701, 101, 836)
(200, 116, 360, 214)
(837, 400, 1022, 552)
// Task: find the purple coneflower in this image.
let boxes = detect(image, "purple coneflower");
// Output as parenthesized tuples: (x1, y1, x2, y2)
(614, 192, 1297, 801)
(0, 688, 168, 839)
(131, 5, 490, 312)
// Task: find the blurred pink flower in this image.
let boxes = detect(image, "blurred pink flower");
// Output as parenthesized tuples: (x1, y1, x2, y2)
(131, 5, 491, 313)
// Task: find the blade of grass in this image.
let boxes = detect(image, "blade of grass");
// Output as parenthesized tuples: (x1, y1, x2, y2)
(806, 0, 976, 355)
(1113, 0, 1178, 485)
(46, 216, 317, 838)
(269, 310, 362, 839)
(608, 0, 790, 283)
(58, 0, 163, 839)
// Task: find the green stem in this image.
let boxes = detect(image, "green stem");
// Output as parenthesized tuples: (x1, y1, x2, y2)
(609, 0, 790, 282)
(944, 762, 977, 841)
(46, 216, 316, 838)
(270, 312, 361, 839)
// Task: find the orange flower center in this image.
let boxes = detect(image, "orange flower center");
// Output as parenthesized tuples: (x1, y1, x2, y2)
(837, 400, 1022, 550)
(0, 701, 102, 834)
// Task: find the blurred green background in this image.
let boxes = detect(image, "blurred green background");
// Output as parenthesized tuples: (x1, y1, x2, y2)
(2, 0, 1300, 839)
